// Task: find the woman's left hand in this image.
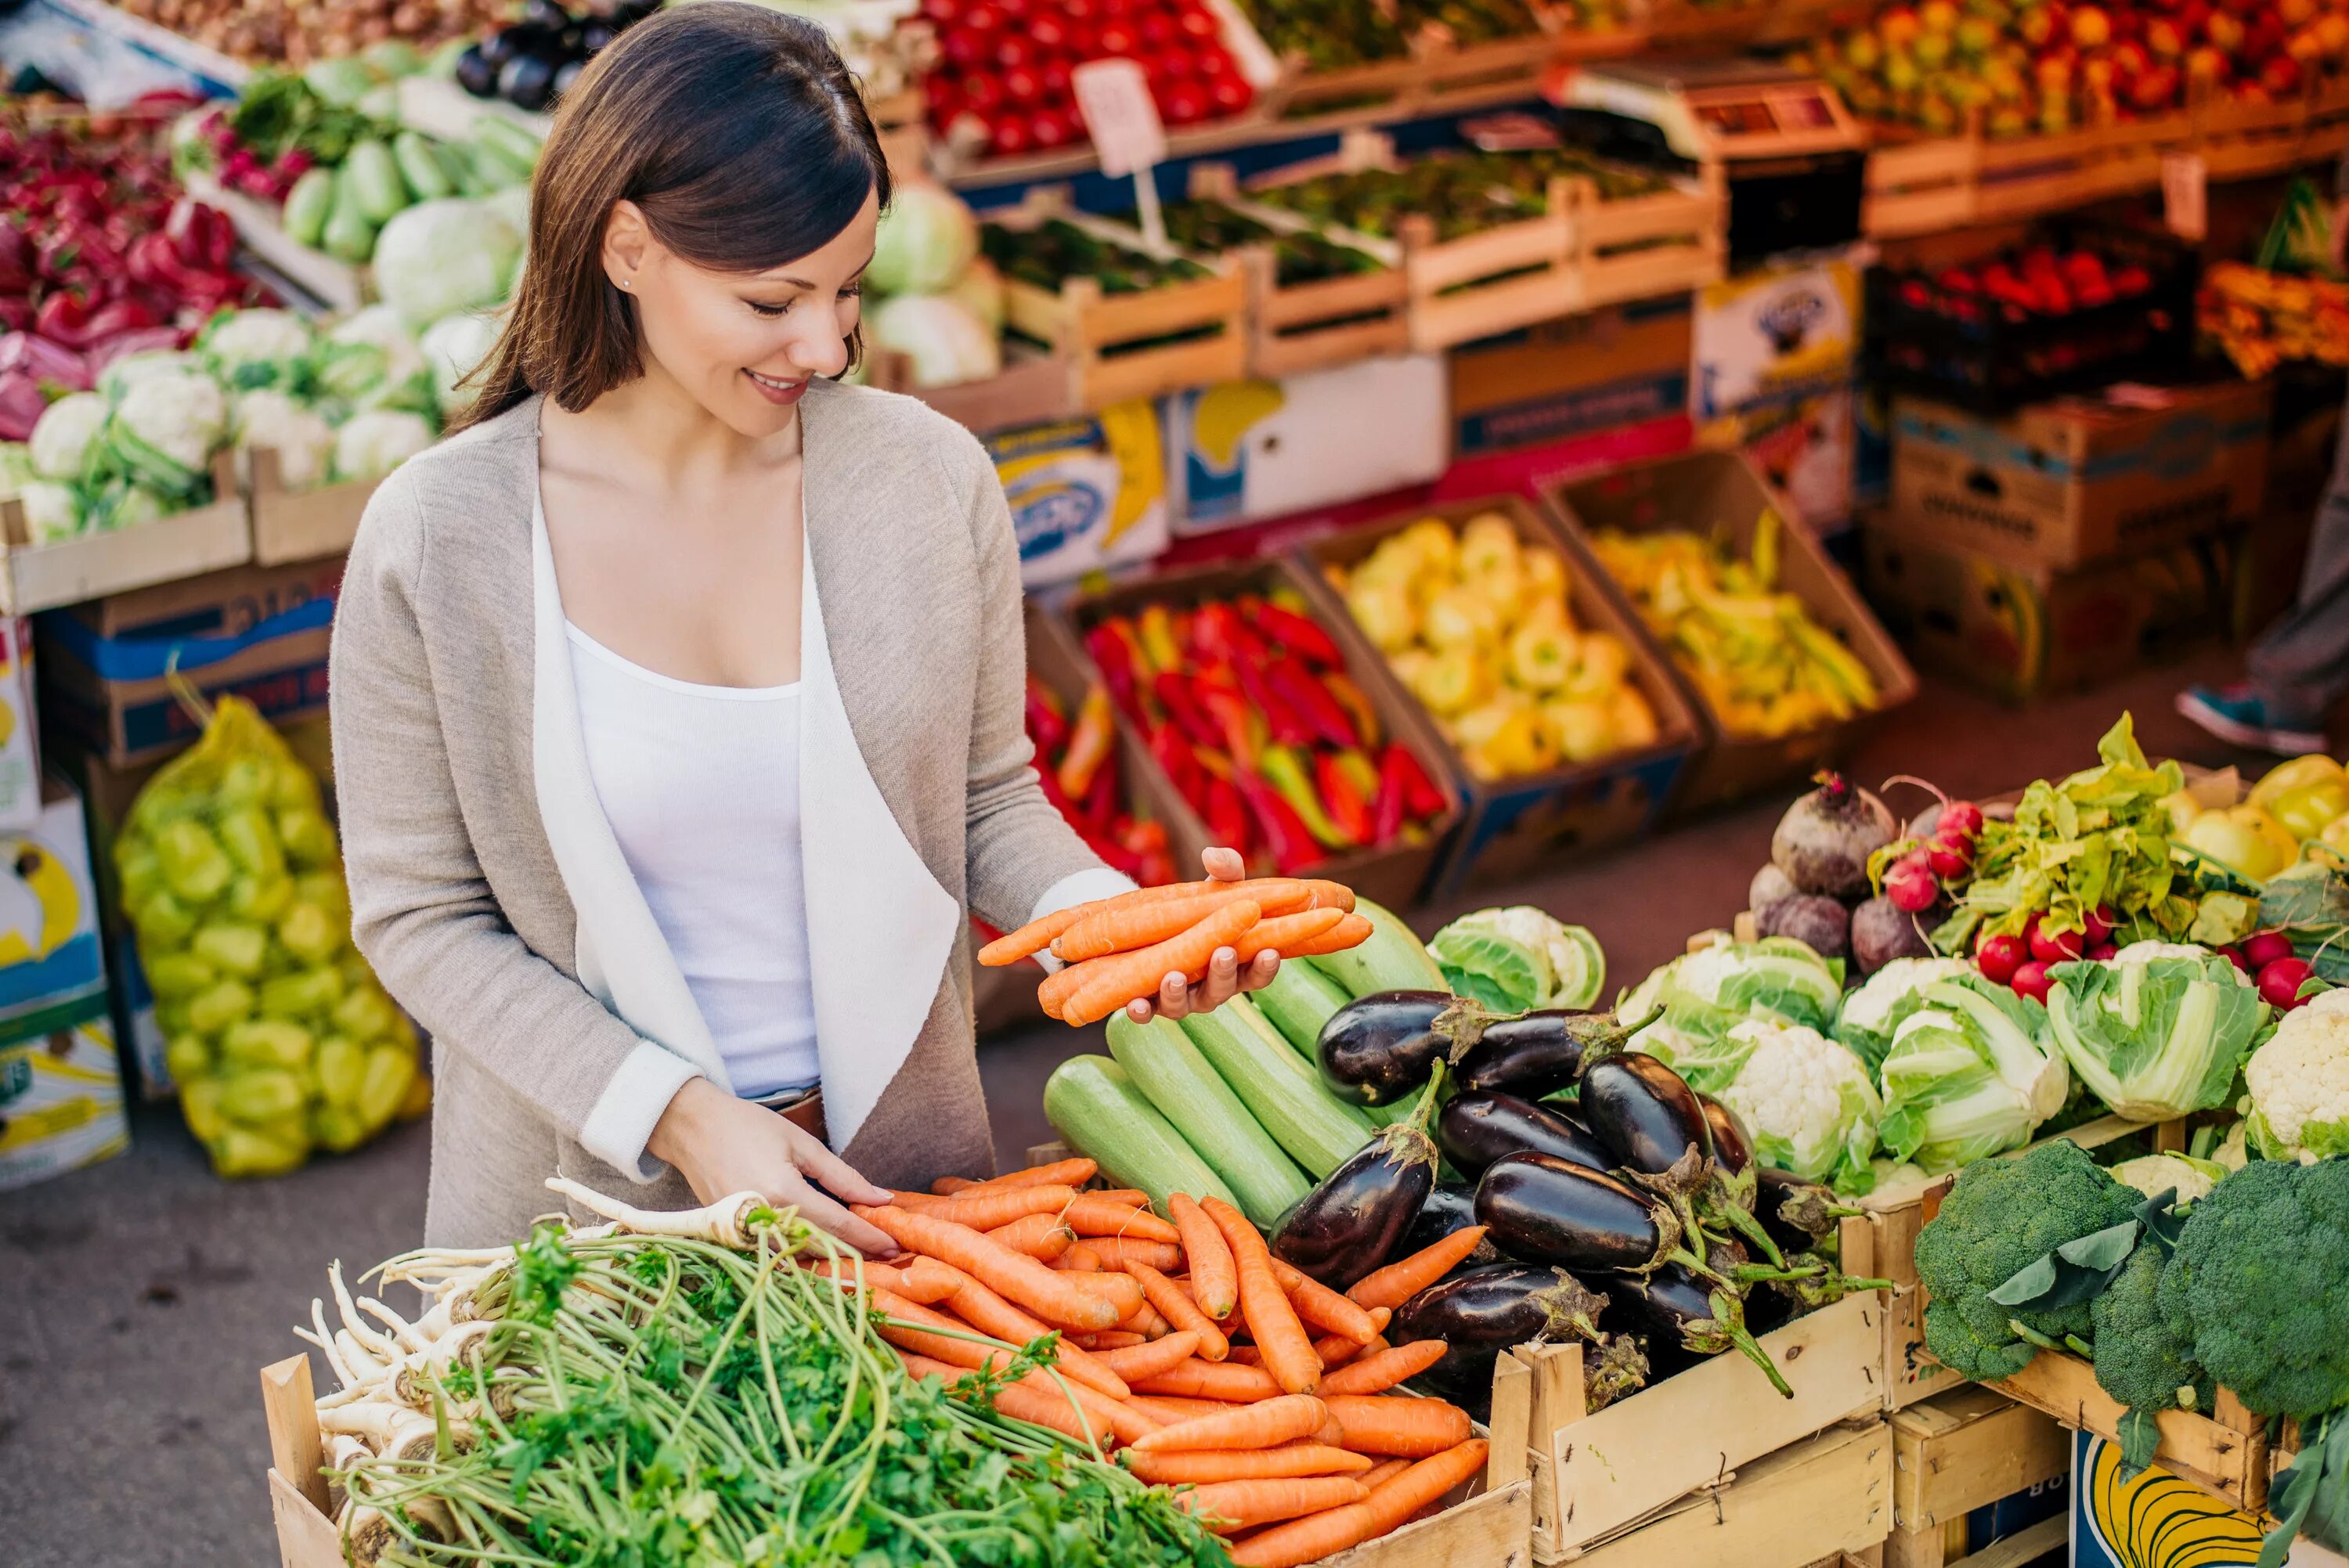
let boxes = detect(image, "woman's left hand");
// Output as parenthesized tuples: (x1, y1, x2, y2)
(1124, 846, 1279, 1025)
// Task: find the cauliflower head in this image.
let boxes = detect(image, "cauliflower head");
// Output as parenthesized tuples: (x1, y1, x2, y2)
(332, 410, 435, 483)
(2109, 1152, 2224, 1205)
(1715, 1018, 1882, 1188)
(2244, 987, 2349, 1162)
(114, 369, 227, 474)
(1834, 956, 1975, 1069)
(233, 391, 334, 494)
(200, 309, 316, 387)
(30, 392, 110, 481)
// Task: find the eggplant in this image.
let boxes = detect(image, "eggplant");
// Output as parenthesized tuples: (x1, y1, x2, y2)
(1398, 1183, 1489, 1264)
(482, 23, 556, 67)
(1454, 1009, 1622, 1098)
(1580, 1053, 1712, 1177)
(1317, 990, 1486, 1107)
(453, 42, 499, 97)
(1390, 1264, 1647, 1414)
(552, 59, 585, 100)
(1473, 1152, 1676, 1275)
(500, 52, 561, 112)
(1438, 1090, 1613, 1181)
(1755, 1166, 1847, 1258)
(1271, 1112, 1441, 1289)
(1600, 1263, 1793, 1397)
(520, 0, 573, 29)
(1697, 1094, 1753, 1175)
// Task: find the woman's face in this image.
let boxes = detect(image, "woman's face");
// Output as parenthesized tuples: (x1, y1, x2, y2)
(610, 185, 880, 439)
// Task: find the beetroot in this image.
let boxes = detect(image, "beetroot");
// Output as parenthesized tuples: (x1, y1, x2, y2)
(1852, 896, 1932, 975)
(1771, 773, 1895, 899)
(1749, 863, 1798, 912)
(1756, 894, 1851, 960)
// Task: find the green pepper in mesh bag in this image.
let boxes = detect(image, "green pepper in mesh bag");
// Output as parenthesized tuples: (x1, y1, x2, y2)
(114, 694, 427, 1177)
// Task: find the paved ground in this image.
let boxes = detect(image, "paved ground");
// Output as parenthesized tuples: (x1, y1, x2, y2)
(0, 648, 2273, 1567)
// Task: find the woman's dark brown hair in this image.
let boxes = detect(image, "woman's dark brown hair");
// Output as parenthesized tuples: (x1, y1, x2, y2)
(456, 1, 891, 431)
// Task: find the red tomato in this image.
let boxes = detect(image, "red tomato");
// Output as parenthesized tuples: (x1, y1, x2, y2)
(2259, 956, 2315, 1010)
(1147, 49, 1195, 84)
(1177, 5, 1221, 41)
(996, 34, 1038, 69)
(1062, 0, 1099, 18)
(1001, 63, 1044, 103)
(1139, 10, 1178, 45)
(961, 70, 1005, 111)
(942, 28, 990, 67)
(963, 2, 1002, 30)
(924, 73, 962, 114)
(990, 114, 1034, 155)
(1160, 78, 1210, 122)
(2241, 929, 2299, 970)
(2011, 960, 2054, 1004)
(922, 0, 962, 23)
(1204, 70, 1253, 114)
(1029, 107, 1079, 147)
(1095, 19, 1141, 53)
(1028, 13, 1070, 50)
(994, 0, 1030, 15)
(1040, 58, 1073, 96)
(1976, 932, 2026, 985)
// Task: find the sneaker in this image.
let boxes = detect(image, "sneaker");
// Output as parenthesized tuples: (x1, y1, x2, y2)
(2176, 684, 2330, 756)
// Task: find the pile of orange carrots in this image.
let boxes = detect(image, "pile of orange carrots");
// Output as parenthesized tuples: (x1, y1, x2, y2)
(814, 1154, 1493, 1568)
(977, 878, 1373, 1027)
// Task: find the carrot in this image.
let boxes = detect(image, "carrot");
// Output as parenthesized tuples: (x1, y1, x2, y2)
(1052, 884, 1297, 964)
(1167, 1194, 1237, 1321)
(1232, 907, 1346, 964)
(1091, 1188, 1150, 1207)
(1060, 1197, 1182, 1244)
(1077, 1235, 1183, 1273)
(1311, 1310, 1389, 1368)
(1358, 1458, 1413, 1490)
(1347, 1228, 1489, 1313)
(1121, 1445, 1373, 1485)
(1131, 1393, 1328, 1453)
(1062, 901, 1263, 1027)
(963, 1157, 1102, 1193)
(936, 1268, 1132, 1400)
(1229, 1440, 1488, 1568)
(1204, 1196, 1319, 1397)
(802, 1256, 963, 1304)
(1313, 1411, 1345, 1448)
(1127, 1262, 1231, 1361)
(1174, 1477, 1369, 1534)
(1319, 1339, 1448, 1397)
(896, 1351, 1155, 1447)
(932, 1176, 980, 1195)
(1322, 1395, 1474, 1457)
(900, 1352, 1091, 1443)
(1129, 1358, 1284, 1402)
(1052, 1243, 1104, 1273)
(1276, 912, 1374, 958)
(1225, 1344, 1262, 1366)
(1073, 1331, 1148, 1350)
(851, 1205, 1132, 1332)
(1268, 1259, 1380, 1346)
(985, 881, 1223, 965)
(1099, 1330, 1201, 1383)
(1036, 961, 1092, 1018)
(986, 1212, 1076, 1263)
(1115, 1299, 1172, 1338)
(917, 1184, 1086, 1231)
(1128, 1394, 1240, 1424)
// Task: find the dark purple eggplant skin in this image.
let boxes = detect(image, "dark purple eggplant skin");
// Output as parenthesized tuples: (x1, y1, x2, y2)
(1398, 1183, 1485, 1262)
(1698, 1094, 1754, 1175)
(1439, 1090, 1614, 1181)
(1600, 1263, 1722, 1354)
(1581, 1054, 1712, 1175)
(1455, 1011, 1595, 1098)
(1390, 1263, 1597, 1404)
(1271, 1123, 1439, 1289)
(1745, 1285, 1797, 1336)
(1755, 1166, 1838, 1258)
(1474, 1152, 1664, 1274)
(1317, 991, 1456, 1107)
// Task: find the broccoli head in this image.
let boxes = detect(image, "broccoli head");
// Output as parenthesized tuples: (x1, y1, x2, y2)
(2091, 1240, 2210, 1472)
(2160, 1156, 2349, 1422)
(1914, 1140, 2140, 1383)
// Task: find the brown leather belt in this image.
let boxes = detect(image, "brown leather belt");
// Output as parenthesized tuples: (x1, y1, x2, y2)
(757, 1085, 828, 1145)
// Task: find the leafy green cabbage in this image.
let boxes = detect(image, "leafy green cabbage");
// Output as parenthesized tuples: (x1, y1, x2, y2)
(2044, 943, 2270, 1121)
(1615, 937, 1843, 1092)
(1875, 974, 2069, 1173)
(1429, 906, 1604, 1014)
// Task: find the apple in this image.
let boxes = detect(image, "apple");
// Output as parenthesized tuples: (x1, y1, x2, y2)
(2282, 0, 2318, 26)
(1914, 28, 1954, 64)
(2146, 16, 2185, 54)
(2319, 14, 2349, 54)
(2071, 4, 2112, 44)
(2020, 3, 2064, 45)
(2291, 27, 2328, 61)
(2185, 42, 2230, 79)
(2037, 49, 2077, 88)
(2262, 52, 2304, 92)
(1988, 103, 2033, 133)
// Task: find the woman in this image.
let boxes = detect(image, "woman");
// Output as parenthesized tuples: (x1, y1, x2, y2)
(329, 3, 1275, 1252)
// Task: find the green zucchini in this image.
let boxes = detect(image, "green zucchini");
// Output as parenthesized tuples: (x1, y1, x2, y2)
(1254, 960, 1351, 1059)
(1041, 1054, 1236, 1216)
(1107, 1015, 1308, 1227)
(1181, 996, 1374, 1180)
(1304, 896, 1445, 999)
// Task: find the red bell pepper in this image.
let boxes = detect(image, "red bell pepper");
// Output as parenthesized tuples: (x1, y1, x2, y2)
(1151, 672, 1223, 754)
(1203, 773, 1251, 860)
(1190, 600, 1253, 664)
(1266, 657, 1360, 750)
(1084, 621, 1144, 714)
(1055, 686, 1117, 802)
(1316, 752, 1376, 846)
(1079, 755, 1120, 835)
(1249, 600, 1343, 666)
(1380, 742, 1448, 820)
(1193, 677, 1264, 768)
(1225, 760, 1325, 874)
(1024, 676, 1069, 757)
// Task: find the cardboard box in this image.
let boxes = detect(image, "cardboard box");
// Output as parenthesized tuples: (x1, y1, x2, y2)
(1889, 380, 2274, 570)
(1701, 384, 1858, 536)
(1863, 521, 2234, 703)
(988, 405, 1172, 589)
(61, 555, 345, 641)
(0, 615, 42, 833)
(0, 991, 127, 1191)
(1549, 449, 1918, 816)
(1166, 355, 1449, 537)
(1693, 251, 1864, 421)
(1290, 496, 1701, 895)
(1448, 296, 1694, 460)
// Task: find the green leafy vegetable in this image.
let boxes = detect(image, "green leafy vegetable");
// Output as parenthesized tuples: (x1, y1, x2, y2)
(1430, 906, 1606, 1012)
(2042, 943, 2270, 1121)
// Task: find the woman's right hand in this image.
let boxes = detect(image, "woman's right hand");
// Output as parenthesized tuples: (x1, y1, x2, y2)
(648, 1077, 899, 1255)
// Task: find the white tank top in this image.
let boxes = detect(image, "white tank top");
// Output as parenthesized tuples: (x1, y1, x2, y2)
(568, 621, 821, 1098)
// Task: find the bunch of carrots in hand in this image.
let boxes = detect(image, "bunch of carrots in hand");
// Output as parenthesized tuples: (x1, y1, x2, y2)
(824, 1155, 1491, 1568)
(979, 877, 1372, 1027)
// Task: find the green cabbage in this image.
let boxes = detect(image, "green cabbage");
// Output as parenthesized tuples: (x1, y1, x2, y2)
(1833, 956, 1976, 1072)
(869, 181, 980, 296)
(1429, 906, 1604, 1014)
(1875, 975, 2069, 1173)
(1616, 937, 1843, 1092)
(373, 197, 524, 328)
(2044, 943, 2270, 1122)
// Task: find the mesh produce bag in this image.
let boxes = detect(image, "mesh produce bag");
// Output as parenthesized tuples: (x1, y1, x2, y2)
(113, 693, 424, 1177)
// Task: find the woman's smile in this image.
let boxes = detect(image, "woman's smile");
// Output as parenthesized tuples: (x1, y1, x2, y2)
(745, 368, 810, 405)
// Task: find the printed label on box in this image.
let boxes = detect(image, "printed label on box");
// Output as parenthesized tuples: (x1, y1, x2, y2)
(2070, 1430, 2264, 1568)
(0, 618, 40, 833)
(990, 405, 1171, 588)
(0, 993, 126, 1192)
(0, 789, 103, 1022)
(1702, 387, 1855, 534)
(1168, 356, 1449, 535)
(1694, 252, 1862, 419)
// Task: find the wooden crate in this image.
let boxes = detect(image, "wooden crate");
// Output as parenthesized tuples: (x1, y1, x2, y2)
(1248, 0, 1646, 125)
(1508, 1290, 1886, 1560)
(1993, 1349, 2268, 1515)
(1570, 169, 1727, 312)
(864, 347, 1078, 436)
(0, 454, 251, 614)
(1185, 163, 1413, 379)
(182, 173, 366, 316)
(987, 192, 1250, 413)
(246, 450, 377, 567)
(1885, 1386, 2069, 1568)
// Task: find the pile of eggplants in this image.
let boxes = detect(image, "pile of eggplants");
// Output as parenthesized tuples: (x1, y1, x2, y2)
(1298, 989, 1885, 1411)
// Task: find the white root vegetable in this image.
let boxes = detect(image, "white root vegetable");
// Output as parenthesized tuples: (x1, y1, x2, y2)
(320, 1401, 437, 1456)
(345, 1494, 454, 1568)
(544, 1175, 770, 1247)
(331, 1263, 399, 1361)
(299, 1299, 355, 1387)
(336, 1330, 386, 1384)
(359, 1296, 430, 1354)
(390, 1321, 495, 1407)
(325, 1433, 370, 1516)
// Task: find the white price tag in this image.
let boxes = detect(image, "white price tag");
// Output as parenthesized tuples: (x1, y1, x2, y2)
(1072, 58, 1168, 179)
(2163, 153, 2207, 242)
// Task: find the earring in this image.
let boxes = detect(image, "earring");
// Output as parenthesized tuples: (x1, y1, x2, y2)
(618, 279, 631, 290)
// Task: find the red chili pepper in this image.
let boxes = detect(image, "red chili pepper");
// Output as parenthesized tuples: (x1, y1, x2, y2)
(1381, 742, 1447, 820)
(1024, 676, 1070, 757)
(1373, 745, 1411, 845)
(1248, 600, 1343, 666)
(1189, 600, 1254, 664)
(1316, 752, 1376, 846)
(1055, 686, 1118, 802)
(33, 290, 96, 348)
(1201, 774, 1251, 860)
(1220, 647, 1313, 749)
(1148, 722, 1209, 814)
(1151, 672, 1223, 754)
(1322, 670, 1382, 749)
(1225, 762, 1325, 874)
(1265, 657, 1360, 750)
(1080, 755, 1119, 835)
(1084, 621, 1143, 715)
(1193, 677, 1264, 769)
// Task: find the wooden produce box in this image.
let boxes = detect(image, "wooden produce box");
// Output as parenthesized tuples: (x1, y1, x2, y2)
(1185, 163, 1413, 380)
(182, 172, 367, 316)
(865, 347, 1079, 437)
(1544, 449, 1916, 816)
(1290, 494, 1701, 895)
(1060, 557, 1465, 912)
(1994, 1350, 2268, 1514)
(1506, 1290, 1887, 1561)
(987, 191, 1250, 414)
(246, 449, 377, 566)
(1885, 1386, 2069, 1568)
(1247, 0, 1644, 125)
(0, 454, 251, 615)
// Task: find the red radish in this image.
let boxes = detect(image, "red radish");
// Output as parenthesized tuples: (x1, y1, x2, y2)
(2085, 941, 2117, 962)
(1885, 854, 1939, 913)
(2029, 921, 2083, 966)
(1976, 932, 2026, 985)
(1926, 836, 1973, 879)
(1942, 801, 1986, 838)
(2011, 960, 2054, 1004)
(2259, 957, 2315, 1010)
(2080, 903, 2116, 946)
(2240, 930, 2297, 970)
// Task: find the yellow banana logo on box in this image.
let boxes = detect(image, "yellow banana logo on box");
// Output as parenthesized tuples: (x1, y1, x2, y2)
(0, 841, 80, 968)
(2080, 1436, 2264, 1568)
